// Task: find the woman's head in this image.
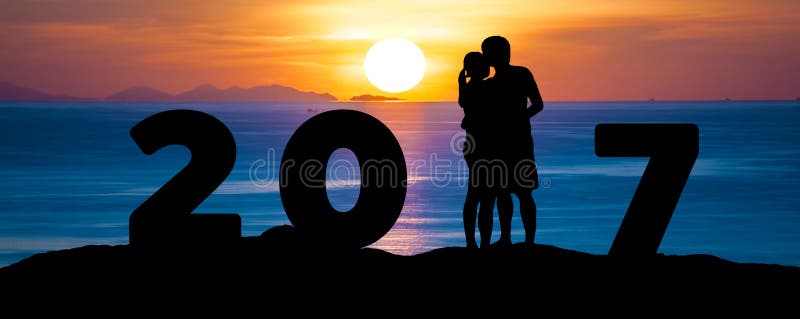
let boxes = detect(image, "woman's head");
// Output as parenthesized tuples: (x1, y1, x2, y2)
(463, 52, 489, 80)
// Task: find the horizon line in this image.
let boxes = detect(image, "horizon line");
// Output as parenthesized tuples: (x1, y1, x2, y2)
(2, 81, 799, 104)
(2, 98, 799, 103)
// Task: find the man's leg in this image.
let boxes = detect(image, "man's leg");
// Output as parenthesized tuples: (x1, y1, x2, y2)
(496, 193, 513, 245)
(478, 193, 496, 249)
(517, 191, 536, 245)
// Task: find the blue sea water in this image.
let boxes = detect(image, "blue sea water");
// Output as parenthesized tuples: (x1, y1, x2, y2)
(0, 100, 799, 267)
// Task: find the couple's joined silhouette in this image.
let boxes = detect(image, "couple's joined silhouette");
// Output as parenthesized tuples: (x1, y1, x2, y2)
(459, 36, 543, 249)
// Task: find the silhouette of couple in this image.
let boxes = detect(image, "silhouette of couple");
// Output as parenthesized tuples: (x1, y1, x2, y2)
(459, 36, 543, 249)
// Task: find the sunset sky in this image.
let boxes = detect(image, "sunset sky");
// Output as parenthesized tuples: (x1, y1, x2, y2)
(1, 0, 798, 101)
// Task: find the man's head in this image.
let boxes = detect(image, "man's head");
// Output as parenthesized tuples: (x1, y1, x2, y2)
(481, 36, 510, 67)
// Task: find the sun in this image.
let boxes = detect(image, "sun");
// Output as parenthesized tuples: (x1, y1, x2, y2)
(364, 38, 426, 93)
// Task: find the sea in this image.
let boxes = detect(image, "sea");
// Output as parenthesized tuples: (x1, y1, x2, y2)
(1, 100, 799, 267)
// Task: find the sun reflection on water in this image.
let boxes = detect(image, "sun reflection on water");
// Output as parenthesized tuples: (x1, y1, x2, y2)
(361, 102, 439, 255)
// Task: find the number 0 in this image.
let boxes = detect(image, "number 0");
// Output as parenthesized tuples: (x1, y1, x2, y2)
(280, 110, 407, 249)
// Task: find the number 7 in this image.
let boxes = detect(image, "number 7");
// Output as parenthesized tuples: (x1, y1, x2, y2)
(596, 124, 699, 256)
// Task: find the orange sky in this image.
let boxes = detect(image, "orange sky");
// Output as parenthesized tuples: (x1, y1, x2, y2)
(1, 0, 798, 101)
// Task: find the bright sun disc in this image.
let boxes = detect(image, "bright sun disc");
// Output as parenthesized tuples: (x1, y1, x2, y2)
(364, 38, 426, 93)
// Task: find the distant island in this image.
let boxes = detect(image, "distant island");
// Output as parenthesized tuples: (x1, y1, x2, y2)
(105, 86, 174, 102)
(350, 94, 404, 101)
(0, 82, 337, 102)
(156, 84, 336, 103)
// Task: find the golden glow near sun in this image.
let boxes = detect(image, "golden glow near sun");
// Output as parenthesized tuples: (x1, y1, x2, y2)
(2, 1, 798, 101)
(364, 38, 426, 93)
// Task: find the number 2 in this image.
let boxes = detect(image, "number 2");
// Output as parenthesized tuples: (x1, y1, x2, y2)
(130, 110, 241, 247)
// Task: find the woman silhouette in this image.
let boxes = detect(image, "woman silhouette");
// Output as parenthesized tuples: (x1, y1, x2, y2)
(458, 52, 513, 248)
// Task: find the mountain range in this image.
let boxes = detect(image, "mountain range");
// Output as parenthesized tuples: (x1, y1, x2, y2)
(0, 82, 91, 101)
(0, 82, 337, 102)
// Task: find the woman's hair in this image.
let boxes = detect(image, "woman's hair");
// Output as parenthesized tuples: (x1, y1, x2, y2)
(463, 52, 489, 79)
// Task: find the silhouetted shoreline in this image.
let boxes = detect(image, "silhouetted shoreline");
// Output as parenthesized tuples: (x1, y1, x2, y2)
(3, 225, 798, 299)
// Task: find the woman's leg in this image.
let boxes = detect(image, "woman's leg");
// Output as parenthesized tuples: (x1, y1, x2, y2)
(463, 186, 479, 249)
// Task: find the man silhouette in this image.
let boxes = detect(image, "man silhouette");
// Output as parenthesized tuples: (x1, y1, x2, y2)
(481, 35, 543, 245)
